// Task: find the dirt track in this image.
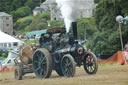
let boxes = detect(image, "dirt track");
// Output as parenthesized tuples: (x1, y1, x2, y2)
(0, 64, 128, 85)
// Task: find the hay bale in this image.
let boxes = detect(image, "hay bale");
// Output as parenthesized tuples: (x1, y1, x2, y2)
(19, 45, 34, 65)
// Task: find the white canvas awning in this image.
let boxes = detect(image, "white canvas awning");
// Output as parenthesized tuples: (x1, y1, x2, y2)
(0, 31, 23, 43)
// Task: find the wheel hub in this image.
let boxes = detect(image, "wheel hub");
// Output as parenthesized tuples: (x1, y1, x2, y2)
(88, 62, 93, 66)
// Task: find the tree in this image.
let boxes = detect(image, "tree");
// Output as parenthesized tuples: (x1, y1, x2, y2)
(0, 0, 12, 13)
(25, 12, 50, 31)
(77, 18, 97, 40)
(15, 16, 33, 30)
(87, 0, 128, 54)
(12, 6, 31, 22)
(0, 0, 46, 23)
(25, 0, 45, 10)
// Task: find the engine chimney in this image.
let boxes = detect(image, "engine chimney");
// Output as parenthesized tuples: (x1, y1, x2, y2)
(72, 22, 78, 39)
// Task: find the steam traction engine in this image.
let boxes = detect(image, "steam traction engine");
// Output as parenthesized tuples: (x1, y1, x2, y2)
(32, 22, 98, 78)
(14, 22, 98, 80)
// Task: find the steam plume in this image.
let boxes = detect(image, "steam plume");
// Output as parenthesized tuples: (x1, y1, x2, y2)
(56, 0, 94, 33)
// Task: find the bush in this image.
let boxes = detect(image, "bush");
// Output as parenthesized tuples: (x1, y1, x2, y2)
(12, 6, 31, 22)
(86, 0, 128, 54)
(47, 20, 65, 29)
(2, 53, 7, 57)
(28, 12, 51, 31)
(77, 17, 97, 40)
(15, 16, 33, 30)
(39, 12, 50, 20)
(0, 50, 8, 58)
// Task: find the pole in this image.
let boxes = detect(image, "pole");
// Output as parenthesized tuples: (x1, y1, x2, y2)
(119, 23, 123, 51)
(119, 23, 127, 64)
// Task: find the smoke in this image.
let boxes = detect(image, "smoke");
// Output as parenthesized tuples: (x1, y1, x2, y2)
(56, 0, 94, 33)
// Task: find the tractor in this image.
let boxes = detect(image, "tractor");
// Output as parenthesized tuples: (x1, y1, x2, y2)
(32, 22, 98, 78)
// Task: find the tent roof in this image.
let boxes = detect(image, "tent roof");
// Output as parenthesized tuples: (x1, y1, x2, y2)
(26, 29, 48, 37)
(0, 31, 23, 43)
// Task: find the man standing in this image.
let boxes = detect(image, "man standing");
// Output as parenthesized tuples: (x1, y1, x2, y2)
(39, 34, 45, 47)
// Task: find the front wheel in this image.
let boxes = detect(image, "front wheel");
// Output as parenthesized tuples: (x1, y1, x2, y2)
(61, 54, 75, 77)
(83, 52, 98, 74)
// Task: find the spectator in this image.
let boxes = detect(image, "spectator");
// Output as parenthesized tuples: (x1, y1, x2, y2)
(39, 34, 46, 47)
(47, 33, 53, 42)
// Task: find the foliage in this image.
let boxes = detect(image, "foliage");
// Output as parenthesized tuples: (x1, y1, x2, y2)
(11, 6, 31, 22)
(0, 0, 45, 23)
(2, 0, 128, 56)
(15, 12, 50, 33)
(94, 0, 100, 3)
(0, 50, 8, 58)
(24, 39, 38, 45)
(47, 20, 65, 29)
(0, 0, 45, 13)
(15, 16, 33, 30)
(0, 0, 23, 13)
(87, 0, 128, 54)
(25, 12, 50, 31)
(16, 12, 65, 35)
(77, 17, 97, 40)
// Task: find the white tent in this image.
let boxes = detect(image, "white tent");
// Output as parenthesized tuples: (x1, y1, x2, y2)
(0, 31, 24, 49)
(0, 31, 22, 43)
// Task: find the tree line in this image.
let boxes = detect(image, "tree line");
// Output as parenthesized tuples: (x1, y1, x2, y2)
(1, 0, 128, 55)
(0, 0, 45, 21)
(87, 0, 128, 54)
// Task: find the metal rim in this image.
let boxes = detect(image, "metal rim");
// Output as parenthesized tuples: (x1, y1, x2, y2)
(33, 50, 47, 78)
(84, 52, 98, 74)
(61, 54, 75, 77)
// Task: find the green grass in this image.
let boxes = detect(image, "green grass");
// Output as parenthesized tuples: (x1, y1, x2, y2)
(24, 39, 38, 45)
(0, 56, 6, 60)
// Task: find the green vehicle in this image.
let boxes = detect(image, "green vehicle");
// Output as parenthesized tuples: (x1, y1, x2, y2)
(32, 22, 98, 78)
(14, 22, 98, 80)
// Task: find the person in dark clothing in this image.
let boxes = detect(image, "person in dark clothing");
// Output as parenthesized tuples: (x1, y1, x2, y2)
(47, 33, 53, 42)
(39, 34, 46, 47)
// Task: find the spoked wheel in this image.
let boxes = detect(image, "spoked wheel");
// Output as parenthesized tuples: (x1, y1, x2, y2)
(61, 54, 75, 77)
(33, 48, 52, 78)
(83, 52, 98, 74)
(14, 66, 23, 80)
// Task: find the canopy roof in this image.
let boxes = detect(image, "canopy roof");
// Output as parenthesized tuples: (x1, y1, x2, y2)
(25, 28, 65, 37)
(26, 29, 48, 37)
(0, 31, 23, 43)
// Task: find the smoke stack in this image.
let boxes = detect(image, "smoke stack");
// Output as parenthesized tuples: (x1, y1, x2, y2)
(72, 22, 77, 39)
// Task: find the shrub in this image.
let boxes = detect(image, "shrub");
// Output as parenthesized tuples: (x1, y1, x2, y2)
(12, 6, 31, 21)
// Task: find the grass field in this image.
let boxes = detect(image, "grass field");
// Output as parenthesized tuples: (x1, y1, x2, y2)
(0, 64, 128, 85)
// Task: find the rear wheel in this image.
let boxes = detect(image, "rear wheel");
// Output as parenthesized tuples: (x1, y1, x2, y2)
(83, 52, 98, 74)
(33, 48, 52, 78)
(61, 54, 75, 77)
(14, 66, 23, 80)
